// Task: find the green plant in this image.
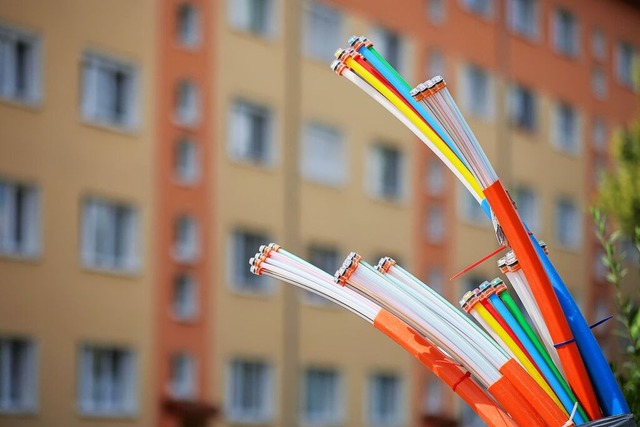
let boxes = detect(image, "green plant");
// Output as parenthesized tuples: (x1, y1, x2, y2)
(592, 207, 640, 420)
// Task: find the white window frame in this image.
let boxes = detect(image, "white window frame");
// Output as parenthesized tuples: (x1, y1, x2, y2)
(366, 143, 407, 202)
(591, 28, 606, 62)
(226, 359, 273, 424)
(303, 1, 343, 62)
(81, 197, 139, 273)
(169, 353, 197, 400)
(508, 83, 537, 132)
(552, 102, 581, 155)
(0, 337, 37, 414)
(426, 0, 446, 25)
(592, 117, 607, 153)
(229, 230, 273, 294)
(552, 8, 579, 58)
(301, 368, 342, 426)
(81, 51, 138, 130)
(172, 274, 199, 321)
(554, 198, 582, 250)
(173, 215, 200, 263)
(175, 139, 200, 185)
(460, 63, 495, 120)
(425, 157, 445, 195)
(174, 80, 200, 127)
(425, 205, 445, 244)
(507, 0, 539, 40)
(0, 179, 40, 258)
(176, 3, 201, 48)
(77, 344, 137, 417)
(228, 0, 276, 38)
(591, 67, 607, 100)
(0, 23, 41, 105)
(367, 373, 403, 427)
(300, 122, 346, 187)
(615, 41, 637, 89)
(228, 99, 276, 167)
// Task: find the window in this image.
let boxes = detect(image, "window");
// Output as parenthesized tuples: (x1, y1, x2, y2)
(300, 123, 346, 187)
(228, 0, 274, 37)
(423, 378, 442, 414)
(303, 2, 342, 61)
(461, 64, 494, 120)
(175, 81, 200, 126)
(594, 158, 606, 189)
(174, 215, 199, 263)
(461, 0, 493, 18)
(304, 245, 339, 305)
(169, 353, 196, 399)
(426, 267, 443, 294)
(230, 230, 272, 293)
(0, 24, 40, 104)
(594, 248, 606, 282)
(227, 359, 272, 423)
(177, 4, 201, 48)
(81, 52, 137, 128)
(458, 183, 486, 224)
(0, 180, 40, 257)
(426, 0, 446, 25)
(427, 50, 445, 77)
(513, 186, 539, 231)
(78, 345, 136, 416)
(615, 41, 637, 89)
(425, 158, 445, 195)
(175, 139, 200, 184)
(592, 117, 607, 152)
(553, 9, 579, 57)
(554, 198, 582, 249)
(591, 29, 606, 61)
(0, 337, 36, 413)
(508, 0, 538, 39)
(367, 144, 406, 201)
(553, 102, 581, 154)
(508, 84, 537, 132)
(368, 373, 402, 426)
(229, 100, 274, 166)
(303, 368, 341, 425)
(81, 198, 139, 272)
(425, 205, 445, 244)
(172, 274, 198, 320)
(371, 27, 404, 73)
(591, 67, 607, 100)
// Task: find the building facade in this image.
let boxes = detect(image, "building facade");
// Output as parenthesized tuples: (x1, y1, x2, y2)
(1, 1, 639, 427)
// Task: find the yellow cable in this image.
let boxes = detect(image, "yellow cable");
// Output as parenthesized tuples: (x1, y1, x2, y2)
(344, 56, 485, 201)
(474, 302, 568, 415)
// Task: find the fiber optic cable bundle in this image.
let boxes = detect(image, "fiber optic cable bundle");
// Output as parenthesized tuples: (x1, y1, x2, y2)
(326, 35, 633, 425)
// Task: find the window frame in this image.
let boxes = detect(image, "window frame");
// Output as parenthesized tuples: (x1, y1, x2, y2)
(172, 273, 199, 321)
(77, 344, 137, 417)
(227, 0, 276, 38)
(303, 1, 343, 62)
(301, 367, 342, 426)
(81, 51, 138, 130)
(228, 99, 276, 167)
(300, 122, 346, 187)
(176, 3, 202, 49)
(367, 372, 403, 427)
(226, 359, 273, 423)
(0, 179, 41, 258)
(0, 337, 38, 414)
(80, 197, 140, 274)
(0, 23, 42, 105)
(366, 143, 407, 202)
(229, 229, 274, 294)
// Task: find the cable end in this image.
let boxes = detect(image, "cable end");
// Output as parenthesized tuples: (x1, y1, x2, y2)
(334, 252, 361, 286)
(375, 256, 396, 273)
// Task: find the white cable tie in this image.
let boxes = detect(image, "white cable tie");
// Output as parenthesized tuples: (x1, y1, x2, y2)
(561, 401, 579, 427)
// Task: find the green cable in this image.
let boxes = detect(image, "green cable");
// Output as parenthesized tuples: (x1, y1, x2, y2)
(368, 46, 410, 90)
(499, 290, 589, 421)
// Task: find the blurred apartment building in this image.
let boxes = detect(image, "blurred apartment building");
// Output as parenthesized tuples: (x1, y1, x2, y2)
(0, 1, 639, 427)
